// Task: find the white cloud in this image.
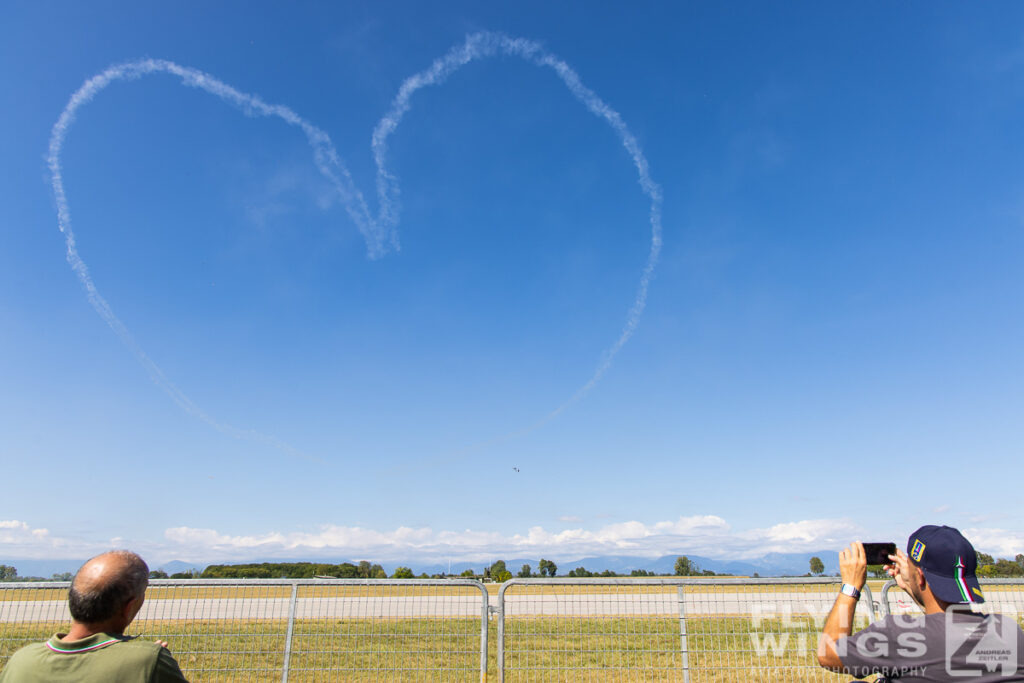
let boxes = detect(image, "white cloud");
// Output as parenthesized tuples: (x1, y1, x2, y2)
(0, 520, 96, 557)
(749, 519, 860, 545)
(558, 515, 582, 523)
(151, 515, 851, 564)
(963, 528, 1024, 559)
(0, 520, 44, 539)
(6, 516, 1023, 567)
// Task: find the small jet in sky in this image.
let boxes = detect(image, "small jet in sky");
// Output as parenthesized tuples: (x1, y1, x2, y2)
(512, 467, 520, 473)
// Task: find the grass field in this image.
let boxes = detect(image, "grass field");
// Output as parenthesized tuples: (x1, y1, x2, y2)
(9, 580, 1016, 681)
(0, 615, 877, 682)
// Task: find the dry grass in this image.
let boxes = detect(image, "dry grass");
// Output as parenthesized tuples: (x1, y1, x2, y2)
(0, 588, 66, 603)
(0, 580, 934, 681)
(1, 615, 877, 682)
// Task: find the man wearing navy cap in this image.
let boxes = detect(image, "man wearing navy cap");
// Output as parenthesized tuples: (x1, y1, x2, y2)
(818, 525, 1024, 681)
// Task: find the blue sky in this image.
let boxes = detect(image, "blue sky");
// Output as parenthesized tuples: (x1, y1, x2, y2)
(2, 1, 1024, 567)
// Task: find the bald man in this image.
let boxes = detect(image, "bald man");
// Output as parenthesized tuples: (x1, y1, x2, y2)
(0, 550, 187, 682)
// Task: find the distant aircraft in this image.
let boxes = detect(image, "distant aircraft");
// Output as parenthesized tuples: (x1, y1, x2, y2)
(513, 467, 520, 473)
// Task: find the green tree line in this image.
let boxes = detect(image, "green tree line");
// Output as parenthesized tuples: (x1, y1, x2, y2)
(2, 554, 731, 583)
(0, 566, 74, 582)
(201, 561, 386, 579)
(976, 553, 1024, 578)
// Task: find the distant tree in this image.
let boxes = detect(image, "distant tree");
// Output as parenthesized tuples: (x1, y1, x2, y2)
(170, 570, 200, 579)
(51, 572, 73, 581)
(631, 569, 655, 577)
(518, 564, 532, 578)
(567, 567, 593, 578)
(392, 567, 414, 579)
(488, 560, 507, 581)
(600, 569, 618, 577)
(979, 558, 1024, 578)
(809, 557, 825, 576)
(537, 559, 557, 577)
(201, 562, 363, 579)
(1017, 554, 1024, 572)
(674, 556, 699, 577)
(977, 552, 995, 567)
(0, 565, 18, 581)
(752, 572, 760, 578)
(460, 569, 476, 578)
(701, 569, 716, 576)
(867, 565, 888, 579)
(352, 561, 387, 579)
(149, 570, 169, 579)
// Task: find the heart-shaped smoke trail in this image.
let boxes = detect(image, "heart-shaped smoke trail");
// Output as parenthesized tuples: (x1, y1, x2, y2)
(47, 32, 663, 458)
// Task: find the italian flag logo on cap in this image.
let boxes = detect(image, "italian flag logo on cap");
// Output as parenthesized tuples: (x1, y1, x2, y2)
(955, 556, 975, 603)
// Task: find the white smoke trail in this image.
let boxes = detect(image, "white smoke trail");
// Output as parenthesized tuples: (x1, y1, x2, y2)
(48, 32, 662, 454)
(373, 32, 663, 432)
(47, 59, 377, 460)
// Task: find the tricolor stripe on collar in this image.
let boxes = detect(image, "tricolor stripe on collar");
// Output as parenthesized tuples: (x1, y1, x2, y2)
(46, 637, 120, 653)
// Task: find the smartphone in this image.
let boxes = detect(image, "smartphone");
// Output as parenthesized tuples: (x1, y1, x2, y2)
(863, 542, 897, 565)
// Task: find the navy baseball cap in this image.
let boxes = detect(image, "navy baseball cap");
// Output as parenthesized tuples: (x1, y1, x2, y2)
(907, 525, 984, 604)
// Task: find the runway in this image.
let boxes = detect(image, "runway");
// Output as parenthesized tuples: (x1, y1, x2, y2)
(0, 591, 875, 623)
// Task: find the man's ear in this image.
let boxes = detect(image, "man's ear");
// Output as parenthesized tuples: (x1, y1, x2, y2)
(915, 566, 927, 590)
(121, 593, 144, 621)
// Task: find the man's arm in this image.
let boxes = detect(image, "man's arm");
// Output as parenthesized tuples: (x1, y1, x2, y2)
(152, 645, 189, 682)
(817, 541, 867, 671)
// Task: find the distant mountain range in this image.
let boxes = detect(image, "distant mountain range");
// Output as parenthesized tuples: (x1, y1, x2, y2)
(0, 552, 841, 579)
(0, 559, 204, 579)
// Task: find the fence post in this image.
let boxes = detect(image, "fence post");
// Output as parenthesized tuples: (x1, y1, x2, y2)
(678, 585, 690, 683)
(482, 582, 492, 683)
(496, 583, 508, 683)
(280, 582, 298, 683)
(860, 583, 878, 623)
(879, 579, 896, 618)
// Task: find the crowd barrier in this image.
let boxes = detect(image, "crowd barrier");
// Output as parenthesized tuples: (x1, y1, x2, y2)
(878, 577, 1024, 619)
(497, 577, 875, 682)
(5, 576, 1020, 681)
(1, 579, 488, 682)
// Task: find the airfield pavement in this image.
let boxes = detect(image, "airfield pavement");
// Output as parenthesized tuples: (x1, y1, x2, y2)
(0, 591, 879, 622)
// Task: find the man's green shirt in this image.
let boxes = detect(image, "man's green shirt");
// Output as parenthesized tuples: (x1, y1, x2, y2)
(0, 633, 187, 682)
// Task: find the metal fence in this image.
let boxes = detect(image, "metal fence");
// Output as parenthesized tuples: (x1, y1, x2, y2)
(878, 578, 1024, 619)
(2, 577, 891, 682)
(8, 576, 1024, 680)
(0, 579, 489, 682)
(496, 577, 876, 682)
